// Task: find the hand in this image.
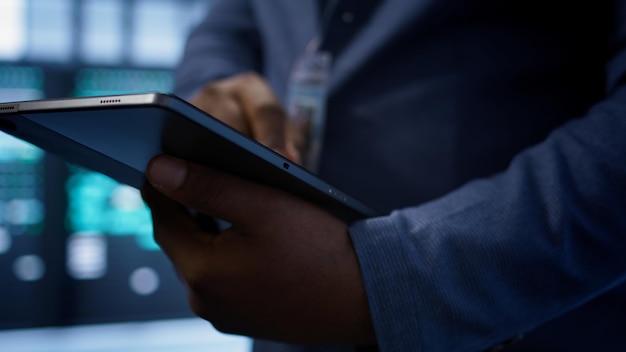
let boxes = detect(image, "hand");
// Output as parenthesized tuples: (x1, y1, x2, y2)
(190, 72, 299, 162)
(142, 154, 376, 345)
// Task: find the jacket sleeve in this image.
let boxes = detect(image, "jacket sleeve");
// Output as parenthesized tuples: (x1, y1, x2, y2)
(348, 4, 626, 352)
(174, 0, 262, 99)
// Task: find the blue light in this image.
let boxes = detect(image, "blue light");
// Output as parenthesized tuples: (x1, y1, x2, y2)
(65, 166, 157, 251)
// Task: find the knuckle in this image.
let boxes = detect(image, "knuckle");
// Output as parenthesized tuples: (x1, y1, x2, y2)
(201, 84, 219, 96)
(187, 289, 210, 318)
(200, 79, 228, 96)
(188, 297, 204, 317)
(256, 103, 286, 123)
(196, 81, 252, 134)
(185, 273, 207, 296)
(152, 228, 165, 248)
(210, 320, 240, 336)
(220, 104, 251, 133)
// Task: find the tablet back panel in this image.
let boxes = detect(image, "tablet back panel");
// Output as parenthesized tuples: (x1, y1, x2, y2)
(0, 93, 379, 223)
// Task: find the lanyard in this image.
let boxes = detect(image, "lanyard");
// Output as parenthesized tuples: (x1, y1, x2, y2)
(306, 0, 340, 55)
(285, 1, 338, 171)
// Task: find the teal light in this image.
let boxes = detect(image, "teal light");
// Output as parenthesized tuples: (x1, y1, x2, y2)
(74, 68, 174, 97)
(65, 166, 158, 251)
(0, 66, 44, 89)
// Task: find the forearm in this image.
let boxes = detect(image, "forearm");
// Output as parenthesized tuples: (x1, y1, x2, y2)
(350, 86, 626, 351)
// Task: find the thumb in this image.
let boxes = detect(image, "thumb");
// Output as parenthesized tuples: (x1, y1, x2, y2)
(145, 154, 300, 229)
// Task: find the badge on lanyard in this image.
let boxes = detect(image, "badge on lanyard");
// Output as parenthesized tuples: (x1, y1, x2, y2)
(286, 37, 332, 173)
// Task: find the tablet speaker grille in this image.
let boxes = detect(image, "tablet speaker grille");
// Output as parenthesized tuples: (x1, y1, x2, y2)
(100, 99, 122, 104)
(0, 104, 18, 113)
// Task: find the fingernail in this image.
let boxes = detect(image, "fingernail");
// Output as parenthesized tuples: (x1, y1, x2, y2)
(147, 155, 187, 190)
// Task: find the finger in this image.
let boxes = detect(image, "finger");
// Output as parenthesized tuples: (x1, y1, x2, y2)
(141, 184, 214, 272)
(146, 154, 303, 231)
(192, 74, 299, 162)
(190, 84, 251, 135)
(230, 73, 291, 155)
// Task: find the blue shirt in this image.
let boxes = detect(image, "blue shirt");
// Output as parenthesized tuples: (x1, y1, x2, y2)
(175, 0, 626, 350)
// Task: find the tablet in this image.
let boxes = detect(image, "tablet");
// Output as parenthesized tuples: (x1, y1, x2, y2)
(0, 93, 378, 224)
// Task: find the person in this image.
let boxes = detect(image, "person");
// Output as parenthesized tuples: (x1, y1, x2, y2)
(141, 0, 626, 351)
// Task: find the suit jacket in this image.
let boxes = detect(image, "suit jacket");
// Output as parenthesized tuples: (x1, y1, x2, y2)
(176, 0, 626, 350)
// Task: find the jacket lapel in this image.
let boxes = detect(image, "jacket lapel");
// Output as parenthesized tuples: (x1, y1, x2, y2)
(330, 0, 432, 91)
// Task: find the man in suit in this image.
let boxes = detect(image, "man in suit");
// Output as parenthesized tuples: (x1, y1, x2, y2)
(142, 0, 626, 350)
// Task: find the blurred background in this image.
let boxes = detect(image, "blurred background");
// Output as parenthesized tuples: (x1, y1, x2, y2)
(0, 0, 251, 350)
